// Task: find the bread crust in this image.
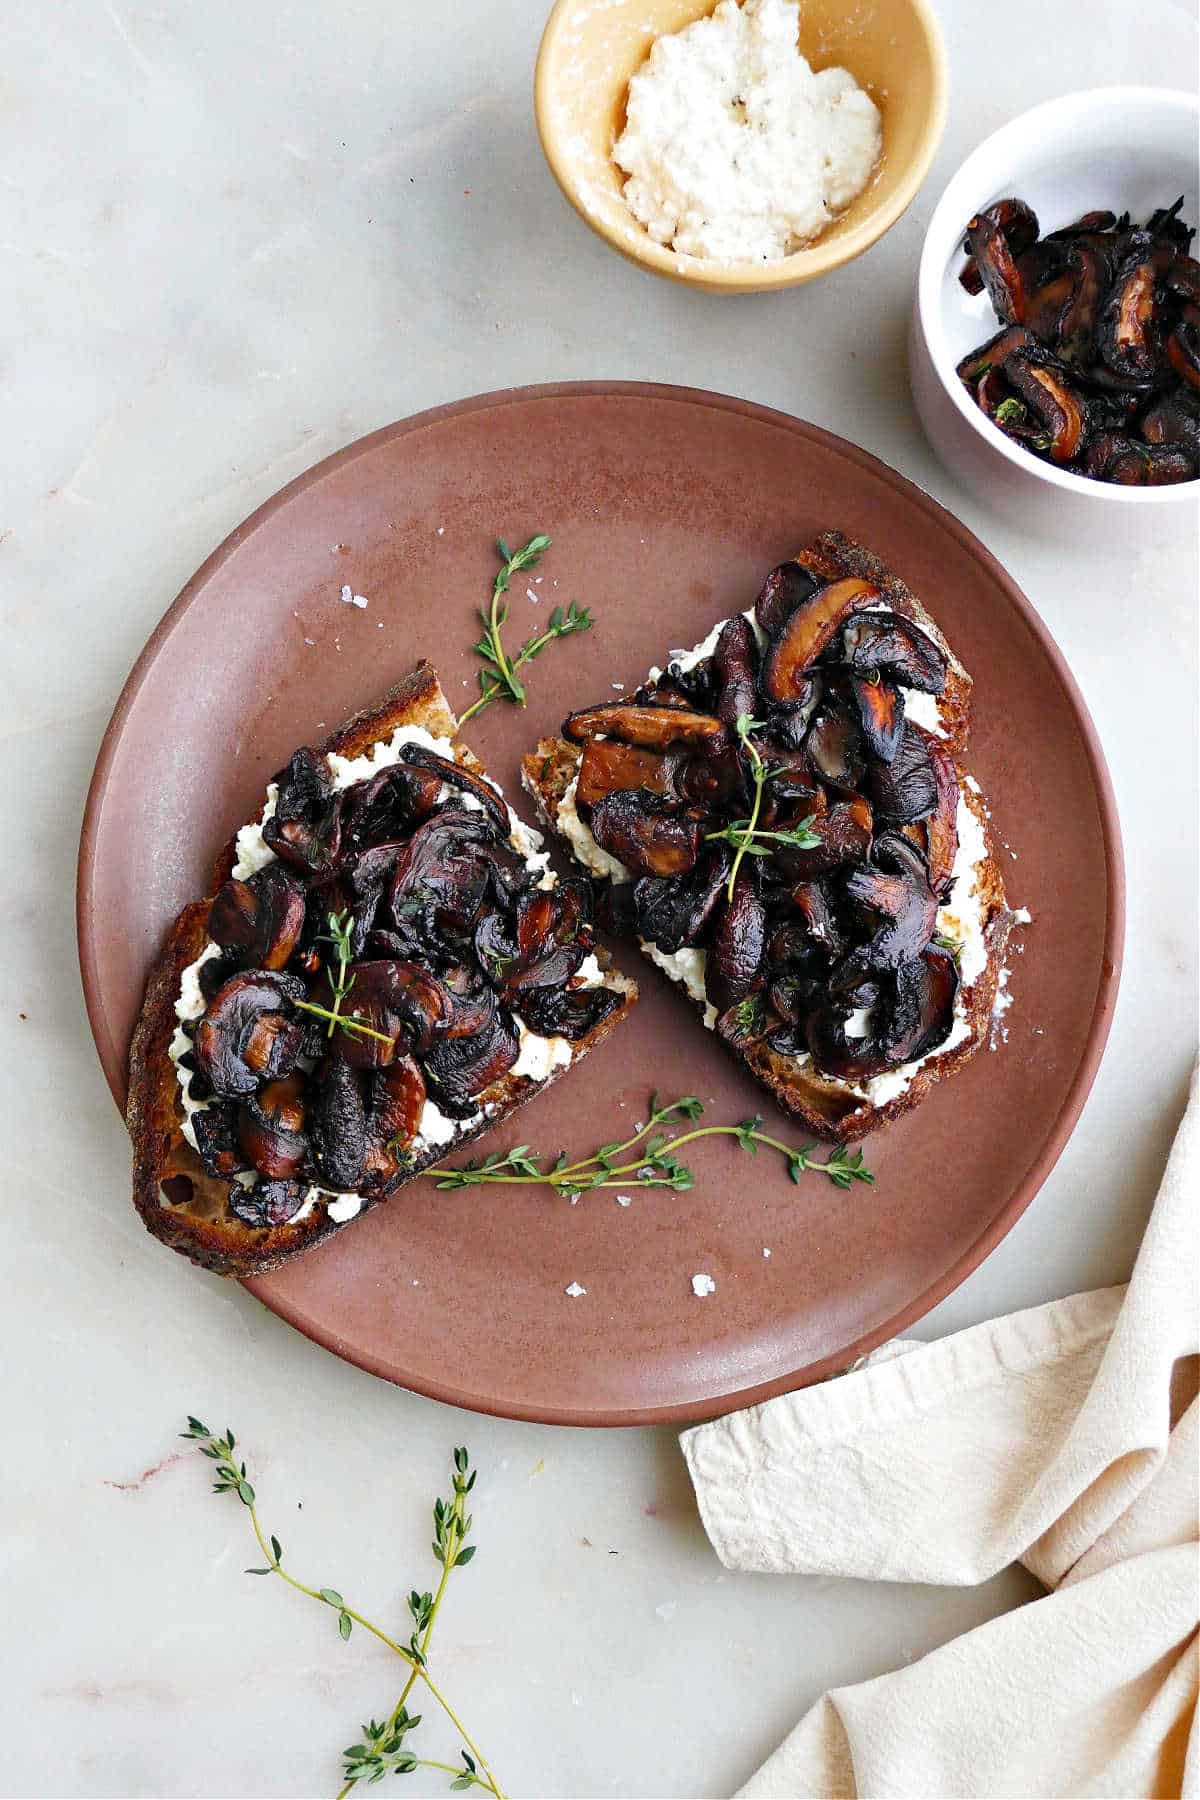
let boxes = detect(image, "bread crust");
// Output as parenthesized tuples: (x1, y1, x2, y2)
(521, 537, 1017, 1143)
(127, 661, 637, 1275)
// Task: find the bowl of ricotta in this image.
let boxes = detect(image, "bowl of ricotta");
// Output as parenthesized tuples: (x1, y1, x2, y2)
(535, 0, 948, 291)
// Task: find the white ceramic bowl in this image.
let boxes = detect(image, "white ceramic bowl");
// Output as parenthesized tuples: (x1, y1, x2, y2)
(910, 86, 1200, 548)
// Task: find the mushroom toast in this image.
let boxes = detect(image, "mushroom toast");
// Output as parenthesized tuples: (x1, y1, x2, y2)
(128, 661, 636, 1274)
(522, 531, 1018, 1142)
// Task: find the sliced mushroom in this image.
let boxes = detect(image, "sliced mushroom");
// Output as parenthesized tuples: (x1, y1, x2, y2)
(386, 813, 500, 945)
(422, 1010, 520, 1116)
(575, 737, 671, 808)
(717, 994, 774, 1053)
(263, 748, 344, 874)
(310, 1057, 368, 1191)
(848, 675, 905, 763)
(965, 207, 1032, 323)
(587, 789, 704, 878)
(1057, 244, 1106, 364)
(713, 614, 760, 730)
(762, 579, 880, 701)
(516, 983, 624, 1043)
(562, 703, 725, 751)
(1140, 390, 1200, 457)
(633, 844, 730, 952)
(207, 864, 307, 972)
(754, 561, 821, 636)
(705, 875, 767, 1015)
(440, 966, 499, 1040)
(764, 675, 824, 750)
(193, 970, 306, 1099)
(785, 882, 845, 959)
(673, 743, 747, 810)
(190, 1102, 249, 1180)
(841, 610, 947, 695)
(228, 1177, 309, 1229)
(400, 744, 510, 837)
(1099, 245, 1158, 381)
(341, 763, 444, 854)
(866, 722, 937, 822)
(840, 833, 939, 975)
(923, 738, 961, 897)
(879, 948, 959, 1066)
(1001, 352, 1087, 462)
(956, 324, 1034, 386)
(332, 960, 452, 1064)
(1165, 318, 1200, 394)
(477, 883, 588, 994)
(594, 880, 639, 939)
(363, 1054, 428, 1183)
(1084, 435, 1195, 484)
(804, 703, 866, 792)
(238, 1074, 309, 1180)
(774, 795, 873, 882)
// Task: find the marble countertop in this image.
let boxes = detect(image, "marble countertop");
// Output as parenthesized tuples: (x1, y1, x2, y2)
(2, 2, 1196, 1794)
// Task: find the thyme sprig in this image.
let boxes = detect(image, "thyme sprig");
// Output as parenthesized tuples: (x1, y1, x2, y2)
(459, 533, 593, 725)
(426, 1093, 873, 1195)
(181, 1422, 503, 1800)
(706, 715, 821, 899)
(293, 910, 393, 1047)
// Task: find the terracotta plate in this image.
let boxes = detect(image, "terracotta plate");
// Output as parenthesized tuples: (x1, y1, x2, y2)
(78, 384, 1123, 1426)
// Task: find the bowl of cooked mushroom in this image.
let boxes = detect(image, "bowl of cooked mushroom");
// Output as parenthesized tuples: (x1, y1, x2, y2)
(910, 86, 1199, 545)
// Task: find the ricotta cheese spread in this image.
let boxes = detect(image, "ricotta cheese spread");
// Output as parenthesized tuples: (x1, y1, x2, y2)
(170, 725, 623, 1224)
(613, 0, 882, 265)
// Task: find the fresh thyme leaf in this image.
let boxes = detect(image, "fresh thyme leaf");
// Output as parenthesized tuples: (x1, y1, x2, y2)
(932, 931, 963, 968)
(184, 1424, 502, 1799)
(459, 533, 594, 726)
(423, 1094, 873, 1198)
(705, 717, 821, 897)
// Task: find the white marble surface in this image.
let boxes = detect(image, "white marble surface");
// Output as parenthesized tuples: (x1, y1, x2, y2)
(2, 3, 1196, 1796)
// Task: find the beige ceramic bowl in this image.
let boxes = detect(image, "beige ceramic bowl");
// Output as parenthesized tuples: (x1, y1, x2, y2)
(534, 0, 949, 292)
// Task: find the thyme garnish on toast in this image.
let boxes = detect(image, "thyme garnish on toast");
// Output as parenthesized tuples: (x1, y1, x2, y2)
(704, 715, 821, 899)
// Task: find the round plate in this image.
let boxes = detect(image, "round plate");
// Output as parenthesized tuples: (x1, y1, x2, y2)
(78, 383, 1123, 1426)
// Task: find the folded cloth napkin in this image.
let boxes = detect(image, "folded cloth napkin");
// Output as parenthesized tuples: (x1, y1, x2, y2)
(682, 1071, 1199, 1800)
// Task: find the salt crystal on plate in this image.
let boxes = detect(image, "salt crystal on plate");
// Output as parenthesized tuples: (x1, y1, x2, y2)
(565, 1281, 587, 1298)
(691, 1273, 716, 1297)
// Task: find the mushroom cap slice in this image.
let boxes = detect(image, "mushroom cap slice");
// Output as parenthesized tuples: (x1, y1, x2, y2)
(633, 844, 731, 953)
(563, 703, 725, 751)
(238, 1074, 309, 1180)
(840, 833, 939, 975)
(841, 611, 947, 696)
(848, 675, 905, 764)
(193, 970, 306, 1099)
(706, 875, 767, 1016)
(754, 560, 821, 637)
(762, 579, 880, 702)
(422, 1011, 520, 1117)
(263, 748, 344, 874)
(575, 738, 671, 809)
(1002, 352, 1087, 462)
(712, 614, 761, 730)
(399, 744, 511, 838)
(310, 1057, 368, 1191)
(334, 959, 453, 1064)
(866, 723, 938, 823)
(1099, 246, 1158, 381)
(587, 789, 704, 878)
(207, 864, 307, 972)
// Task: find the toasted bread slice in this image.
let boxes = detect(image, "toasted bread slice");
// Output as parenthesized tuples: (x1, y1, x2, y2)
(128, 661, 637, 1275)
(522, 533, 1020, 1143)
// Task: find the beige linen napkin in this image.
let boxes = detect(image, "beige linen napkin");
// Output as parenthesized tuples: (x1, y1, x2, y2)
(682, 1073, 1199, 1800)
